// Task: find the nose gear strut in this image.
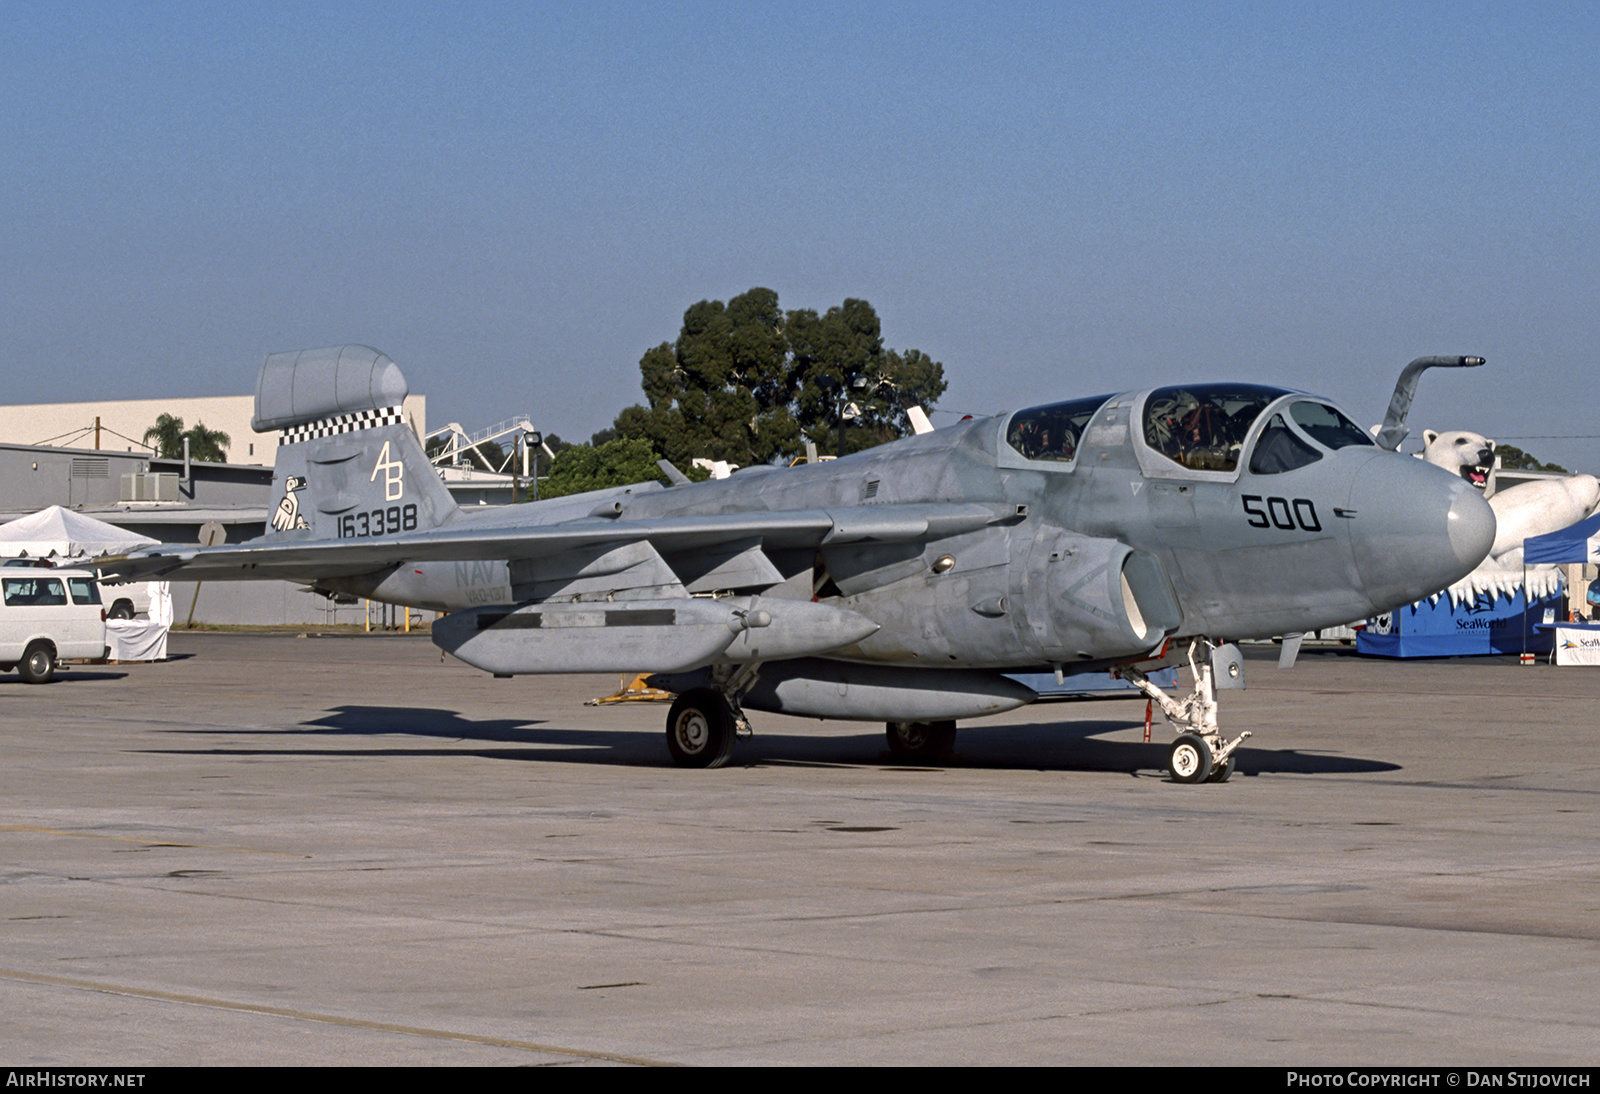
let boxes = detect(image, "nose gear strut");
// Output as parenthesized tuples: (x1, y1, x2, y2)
(1114, 638, 1251, 783)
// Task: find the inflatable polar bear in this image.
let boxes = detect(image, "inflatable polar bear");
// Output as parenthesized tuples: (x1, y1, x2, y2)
(1421, 429, 1599, 564)
(1420, 429, 1495, 492)
(1419, 429, 1599, 604)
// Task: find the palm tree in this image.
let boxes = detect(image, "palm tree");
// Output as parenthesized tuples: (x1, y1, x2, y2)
(183, 422, 230, 463)
(141, 415, 230, 462)
(142, 414, 186, 458)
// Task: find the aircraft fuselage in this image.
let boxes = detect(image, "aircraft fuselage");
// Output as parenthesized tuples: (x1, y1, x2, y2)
(341, 383, 1492, 673)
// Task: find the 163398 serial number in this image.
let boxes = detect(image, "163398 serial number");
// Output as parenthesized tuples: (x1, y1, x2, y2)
(337, 504, 418, 539)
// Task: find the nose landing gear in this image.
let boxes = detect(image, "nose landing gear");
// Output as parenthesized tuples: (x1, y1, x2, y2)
(1115, 638, 1251, 784)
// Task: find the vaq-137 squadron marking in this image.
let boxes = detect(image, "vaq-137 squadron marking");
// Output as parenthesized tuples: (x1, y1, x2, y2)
(102, 347, 1495, 782)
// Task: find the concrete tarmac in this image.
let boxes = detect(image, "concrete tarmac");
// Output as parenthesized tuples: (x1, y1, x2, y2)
(2, 632, 1597, 1066)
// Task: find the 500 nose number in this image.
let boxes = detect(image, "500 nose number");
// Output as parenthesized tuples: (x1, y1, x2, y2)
(1242, 495, 1321, 532)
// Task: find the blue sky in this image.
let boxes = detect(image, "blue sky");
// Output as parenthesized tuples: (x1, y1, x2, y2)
(5, 1, 1596, 469)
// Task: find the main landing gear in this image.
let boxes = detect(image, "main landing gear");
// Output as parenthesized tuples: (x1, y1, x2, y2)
(662, 663, 760, 769)
(663, 695, 963, 768)
(885, 720, 957, 761)
(1114, 638, 1251, 784)
(665, 688, 744, 769)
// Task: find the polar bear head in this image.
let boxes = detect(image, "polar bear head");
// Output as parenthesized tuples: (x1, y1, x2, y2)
(1421, 429, 1496, 491)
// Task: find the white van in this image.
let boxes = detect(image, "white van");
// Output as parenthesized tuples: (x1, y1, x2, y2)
(0, 569, 109, 683)
(4, 558, 147, 619)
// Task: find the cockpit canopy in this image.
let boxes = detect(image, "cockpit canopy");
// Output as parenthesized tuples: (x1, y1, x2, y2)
(1005, 394, 1112, 463)
(1142, 383, 1373, 474)
(1001, 383, 1376, 476)
(1143, 383, 1284, 472)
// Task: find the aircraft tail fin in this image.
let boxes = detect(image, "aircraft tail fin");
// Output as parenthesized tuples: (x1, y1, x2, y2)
(255, 345, 458, 541)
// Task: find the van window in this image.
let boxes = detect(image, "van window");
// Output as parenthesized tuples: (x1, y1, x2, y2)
(66, 576, 103, 605)
(3, 576, 69, 606)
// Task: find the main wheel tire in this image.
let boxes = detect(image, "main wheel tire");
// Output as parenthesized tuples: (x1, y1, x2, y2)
(107, 600, 135, 621)
(885, 720, 957, 760)
(18, 642, 56, 685)
(1169, 733, 1213, 783)
(665, 689, 738, 769)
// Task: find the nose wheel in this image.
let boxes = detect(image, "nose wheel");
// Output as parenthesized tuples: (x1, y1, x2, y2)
(1169, 733, 1236, 783)
(1116, 638, 1249, 785)
(1169, 733, 1212, 783)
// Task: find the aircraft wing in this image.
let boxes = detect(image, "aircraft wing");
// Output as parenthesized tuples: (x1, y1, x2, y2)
(95, 502, 1020, 584)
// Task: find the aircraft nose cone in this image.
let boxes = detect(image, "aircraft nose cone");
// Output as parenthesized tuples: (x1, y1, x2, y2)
(1445, 477, 1497, 570)
(1348, 454, 1496, 612)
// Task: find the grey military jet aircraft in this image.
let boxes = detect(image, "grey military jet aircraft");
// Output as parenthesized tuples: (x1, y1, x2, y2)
(103, 346, 1495, 782)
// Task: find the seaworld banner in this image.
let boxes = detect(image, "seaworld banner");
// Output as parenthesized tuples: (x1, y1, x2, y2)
(1552, 625, 1600, 666)
(1359, 587, 1562, 658)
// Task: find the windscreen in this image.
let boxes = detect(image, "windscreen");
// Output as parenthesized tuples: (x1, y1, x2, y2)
(1249, 399, 1376, 475)
(1287, 400, 1376, 450)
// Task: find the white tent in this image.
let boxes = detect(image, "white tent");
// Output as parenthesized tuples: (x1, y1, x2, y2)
(0, 507, 171, 660)
(0, 506, 158, 558)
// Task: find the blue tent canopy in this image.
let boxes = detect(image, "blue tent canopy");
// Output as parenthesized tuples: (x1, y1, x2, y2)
(1523, 512, 1600, 565)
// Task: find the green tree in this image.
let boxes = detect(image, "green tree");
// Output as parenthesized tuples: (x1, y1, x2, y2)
(540, 438, 676, 499)
(615, 288, 945, 463)
(618, 287, 802, 467)
(142, 414, 186, 458)
(1495, 444, 1569, 474)
(786, 299, 882, 456)
(789, 305, 948, 455)
(142, 414, 230, 462)
(183, 421, 231, 463)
